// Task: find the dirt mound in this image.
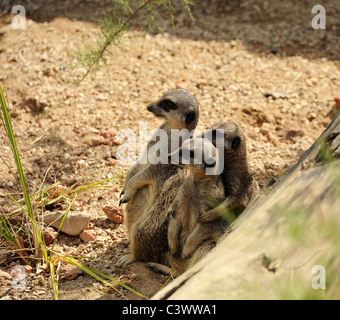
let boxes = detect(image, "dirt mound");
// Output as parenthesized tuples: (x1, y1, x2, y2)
(0, 0, 339, 300)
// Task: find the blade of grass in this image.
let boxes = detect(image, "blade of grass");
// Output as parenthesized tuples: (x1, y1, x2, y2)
(50, 262, 59, 300)
(0, 84, 41, 259)
(7, 193, 48, 264)
(0, 214, 15, 243)
(75, 173, 126, 194)
(61, 256, 145, 298)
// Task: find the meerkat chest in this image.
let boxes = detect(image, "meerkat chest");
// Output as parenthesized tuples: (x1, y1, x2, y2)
(179, 185, 205, 225)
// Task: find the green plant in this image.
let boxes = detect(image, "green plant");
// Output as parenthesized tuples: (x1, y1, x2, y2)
(69, 0, 194, 85)
(0, 84, 141, 300)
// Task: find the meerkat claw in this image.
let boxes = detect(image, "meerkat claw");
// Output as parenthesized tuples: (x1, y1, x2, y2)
(119, 198, 128, 206)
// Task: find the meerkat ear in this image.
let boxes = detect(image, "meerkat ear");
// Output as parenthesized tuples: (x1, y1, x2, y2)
(184, 111, 196, 124)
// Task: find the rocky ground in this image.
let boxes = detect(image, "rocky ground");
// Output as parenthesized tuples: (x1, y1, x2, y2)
(0, 0, 339, 300)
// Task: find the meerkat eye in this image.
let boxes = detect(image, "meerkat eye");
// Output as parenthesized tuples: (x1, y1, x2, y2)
(185, 112, 196, 124)
(159, 99, 177, 112)
(231, 137, 241, 149)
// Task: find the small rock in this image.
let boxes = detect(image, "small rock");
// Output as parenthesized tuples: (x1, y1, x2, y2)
(283, 129, 304, 141)
(101, 128, 118, 139)
(59, 264, 81, 281)
(308, 112, 317, 121)
(103, 150, 111, 159)
(175, 82, 188, 90)
(43, 69, 53, 76)
(264, 91, 288, 100)
(91, 137, 102, 146)
(267, 133, 279, 146)
(61, 152, 72, 164)
(196, 78, 208, 87)
(97, 93, 107, 101)
(43, 227, 57, 245)
(112, 140, 123, 146)
(88, 127, 100, 134)
(79, 229, 97, 243)
(43, 211, 91, 236)
(102, 138, 111, 145)
(107, 158, 117, 166)
(230, 40, 237, 47)
(334, 97, 340, 109)
(102, 205, 124, 224)
(260, 123, 273, 135)
(306, 79, 313, 87)
(21, 265, 32, 275)
(6, 181, 14, 188)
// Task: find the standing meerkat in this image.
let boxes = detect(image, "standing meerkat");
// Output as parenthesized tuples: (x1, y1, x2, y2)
(197, 121, 260, 223)
(116, 89, 199, 267)
(149, 137, 228, 276)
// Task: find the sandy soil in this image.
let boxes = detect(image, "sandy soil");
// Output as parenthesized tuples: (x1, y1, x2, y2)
(0, 0, 339, 300)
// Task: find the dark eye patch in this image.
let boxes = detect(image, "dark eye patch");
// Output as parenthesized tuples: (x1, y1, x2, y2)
(189, 150, 195, 158)
(185, 111, 196, 124)
(158, 99, 178, 112)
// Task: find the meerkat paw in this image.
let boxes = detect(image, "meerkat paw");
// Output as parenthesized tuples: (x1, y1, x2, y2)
(196, 210, 218, 223)
(181, 246, 195, 259)
(147, 262, 172, 276)
(115, 254, 136, 268)
(122, 239, 130, 248)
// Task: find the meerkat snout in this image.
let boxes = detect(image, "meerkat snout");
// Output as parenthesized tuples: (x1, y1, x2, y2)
(169, 137, 222, 175)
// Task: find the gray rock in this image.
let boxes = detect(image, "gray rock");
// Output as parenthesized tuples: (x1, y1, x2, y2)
(43, 211, 91, 236)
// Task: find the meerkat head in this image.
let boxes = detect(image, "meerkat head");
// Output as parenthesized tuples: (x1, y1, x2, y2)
(168, 137, 222, 176)
(147, 89, 199, 131)
(206, 122, 247, 158)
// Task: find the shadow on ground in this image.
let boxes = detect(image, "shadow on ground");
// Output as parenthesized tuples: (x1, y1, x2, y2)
(1, 0, 339, 61)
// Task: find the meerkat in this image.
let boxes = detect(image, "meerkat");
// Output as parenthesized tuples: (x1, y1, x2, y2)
(149, 137, 228, 276)
(197, 121, 260, 223)
(120, 89, 199, 197)
(116, 89, 199, 267)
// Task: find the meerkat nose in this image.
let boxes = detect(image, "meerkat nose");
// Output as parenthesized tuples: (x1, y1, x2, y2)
(147, 104, 153, 111)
